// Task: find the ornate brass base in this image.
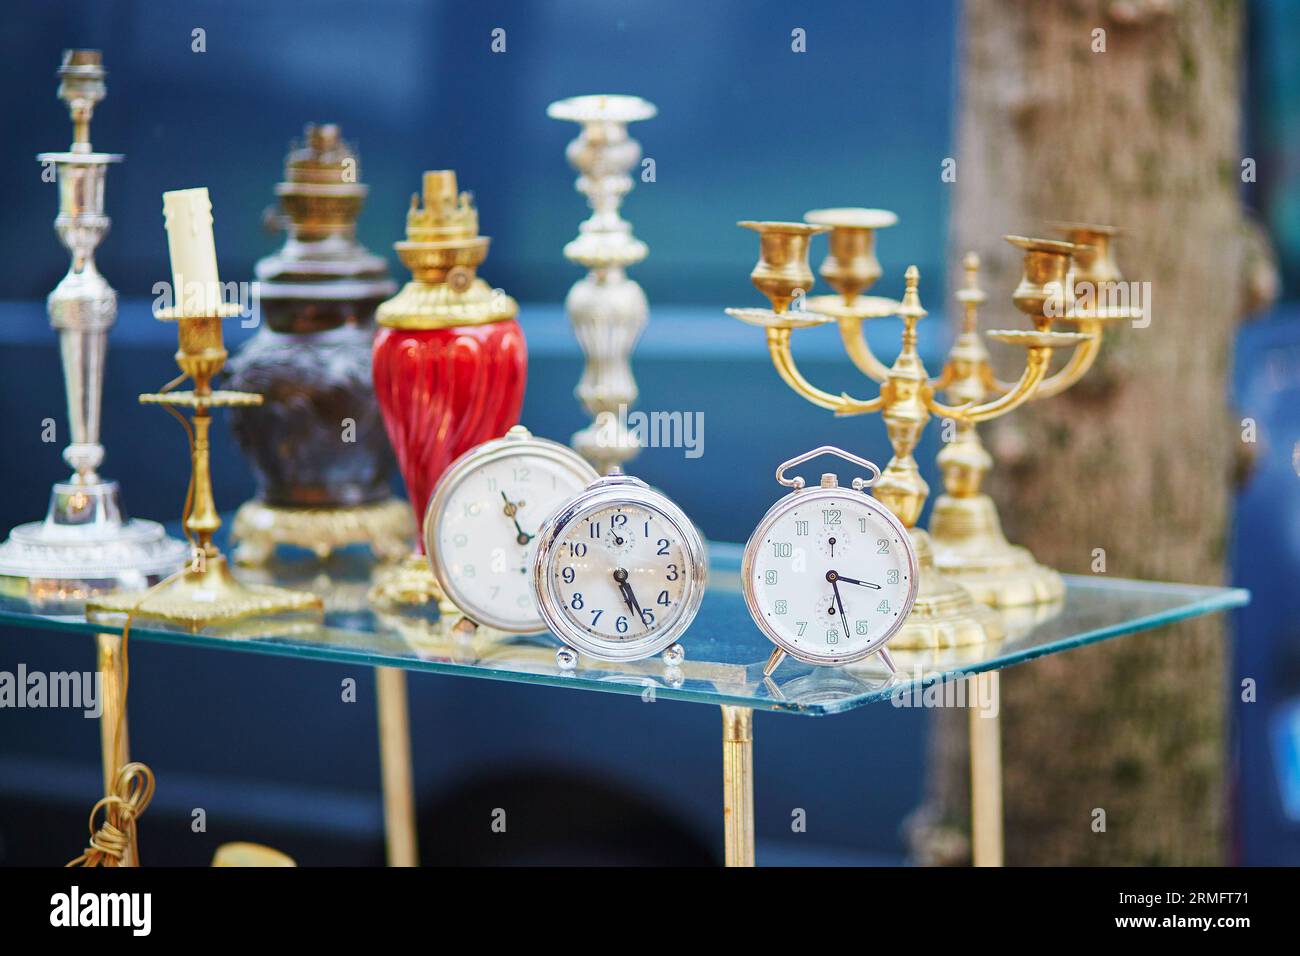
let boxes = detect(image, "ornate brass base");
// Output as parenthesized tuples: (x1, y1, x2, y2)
(367, 553, 458, 617)
(85, 554, 321, 633)
(890, 529, 1004, 649)
(231, 497, 413, 565)
(929, 493, 1064, 608)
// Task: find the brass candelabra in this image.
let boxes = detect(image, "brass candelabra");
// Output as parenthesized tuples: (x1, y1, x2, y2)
(728, 216, 1092, 647)
(926, 224, 1137, 606)
(86, 188, 321, 632)
(805, 213, 1135, 607)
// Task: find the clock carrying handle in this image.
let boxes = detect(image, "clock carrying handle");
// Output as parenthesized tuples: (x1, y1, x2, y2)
(775, 445, 883, 491)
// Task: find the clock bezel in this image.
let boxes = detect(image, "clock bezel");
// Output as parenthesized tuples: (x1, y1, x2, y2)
(532, 475, 708, 663)
(741, 485, 919, 667)
(424, 427, 599, 633)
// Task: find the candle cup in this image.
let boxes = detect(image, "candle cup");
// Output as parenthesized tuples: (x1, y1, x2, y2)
(738, 221, 827, 314)
(802, 208, 904, 381)
(1006, 235, 1082, 327)
(805, 207, 897, 303)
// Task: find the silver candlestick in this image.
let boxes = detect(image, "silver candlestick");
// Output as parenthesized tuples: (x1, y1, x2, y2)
(0, 50, 187, 607)
(547, 94, 656, 475)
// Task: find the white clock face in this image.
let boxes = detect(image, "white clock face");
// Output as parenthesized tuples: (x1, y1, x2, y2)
(550, 503, 693, 645)
(433, 448, 594, 631)
(747, 493, 915, 663)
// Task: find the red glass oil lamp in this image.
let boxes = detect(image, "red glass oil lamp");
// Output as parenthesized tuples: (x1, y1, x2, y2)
(370, 171, 527, 605)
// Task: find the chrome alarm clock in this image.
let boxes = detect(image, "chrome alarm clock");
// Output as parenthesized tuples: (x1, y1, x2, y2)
(742, 446, 918, 676)
(424, 425, 599, 632)
(532, 473, 707, 669)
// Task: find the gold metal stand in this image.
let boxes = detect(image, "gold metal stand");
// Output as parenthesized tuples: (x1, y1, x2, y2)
(232, 499, 413, 566)
(95, 632, 136, 867)
(375, 667, 418, 867)
(967, 671, 1003, 866)
(721, 705, 755, 867)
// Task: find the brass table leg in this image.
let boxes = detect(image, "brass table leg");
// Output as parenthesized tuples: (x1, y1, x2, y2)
(375, 667, 418, 866)
(968, 670, 1003, 867)
(721, 705, 755, 867)
(95, 632, 136, 867)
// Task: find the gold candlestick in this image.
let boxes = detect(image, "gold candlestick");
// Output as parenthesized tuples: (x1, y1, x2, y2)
(86, 189, 321, 632)
(728, 220, 1087, 647)
(926, 226, 1136, 606)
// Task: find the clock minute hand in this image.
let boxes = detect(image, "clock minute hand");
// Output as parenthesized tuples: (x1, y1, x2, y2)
(612, 568, 639, 617)
(836, 574, 881, 590)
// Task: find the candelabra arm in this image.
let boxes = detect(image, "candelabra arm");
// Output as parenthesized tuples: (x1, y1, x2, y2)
(1022, 320, 1101, 400)
(954, 347, 1053, 424)
(987, 326, 1100, 399)
(766, 329, 883, 415)
(836, 317, 891, 382)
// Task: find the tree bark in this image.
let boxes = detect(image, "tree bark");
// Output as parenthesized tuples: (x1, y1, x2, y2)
(922, 0, 1249, 866)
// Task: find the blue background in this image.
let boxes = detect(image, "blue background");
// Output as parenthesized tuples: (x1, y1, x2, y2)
(0, 0, 1297, 866)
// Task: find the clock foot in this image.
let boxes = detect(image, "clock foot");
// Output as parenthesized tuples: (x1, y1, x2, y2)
(556, 646, 578, 671)
(876, 645, 900, 676)
(762, 647, 786, 677)
(661, 642, 685, 667)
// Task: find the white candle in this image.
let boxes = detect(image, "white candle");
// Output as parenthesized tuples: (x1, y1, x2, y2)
(162, 187, 221, 315)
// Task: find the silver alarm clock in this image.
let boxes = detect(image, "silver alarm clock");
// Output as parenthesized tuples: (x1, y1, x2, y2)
(742, 446, 918, 676)
(531, 473, 707, 669)
(424, 425, 599, 633)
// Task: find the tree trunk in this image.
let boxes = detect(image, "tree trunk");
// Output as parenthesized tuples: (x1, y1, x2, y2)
(921, 0, 1249, 866)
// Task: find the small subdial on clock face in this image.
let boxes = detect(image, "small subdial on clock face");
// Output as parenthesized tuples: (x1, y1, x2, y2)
(602, 515, 637, 555)
(814, 589, 844, 633)
(435, 451, 593, 630)
(749, 495, 914, 662)
(552, 504, 689, 643)
(817, 526, 850, 560)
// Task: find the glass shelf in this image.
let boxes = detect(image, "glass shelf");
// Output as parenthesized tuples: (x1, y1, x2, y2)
(0, 540, 1248, 717)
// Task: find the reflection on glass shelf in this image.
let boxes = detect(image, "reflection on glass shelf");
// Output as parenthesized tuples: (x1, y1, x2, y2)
(0, 540, 1248, 717)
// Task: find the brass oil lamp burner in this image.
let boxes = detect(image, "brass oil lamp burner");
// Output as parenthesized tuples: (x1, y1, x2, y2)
(728, 218, 1090, 647)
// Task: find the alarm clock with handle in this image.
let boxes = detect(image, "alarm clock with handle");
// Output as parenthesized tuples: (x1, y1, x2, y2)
(742, 446, 919, 677)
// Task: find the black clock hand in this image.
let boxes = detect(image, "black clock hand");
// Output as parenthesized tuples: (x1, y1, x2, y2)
(501, 491, 533, 545)
(612, 568, 641, 621)
(830, 576, 851, 643)
(836, 573, 882, 590)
